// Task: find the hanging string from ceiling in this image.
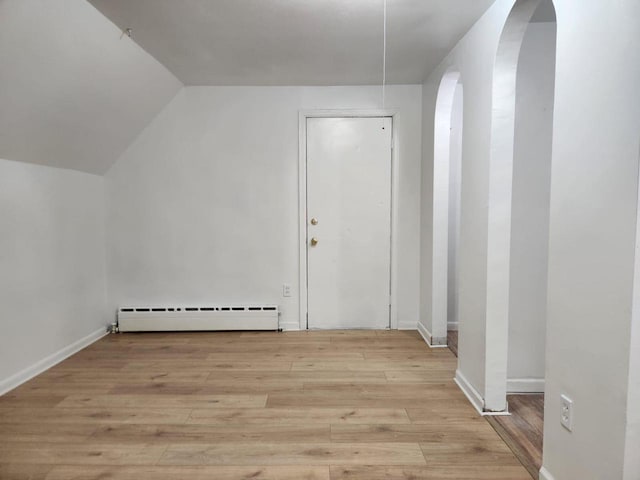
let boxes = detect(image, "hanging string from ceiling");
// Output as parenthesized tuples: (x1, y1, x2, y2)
(382, 0, 387, 111)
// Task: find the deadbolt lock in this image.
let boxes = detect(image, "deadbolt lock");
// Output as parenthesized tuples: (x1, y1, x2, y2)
(310, 218, 318, 225)
(310, 237, 319, 246)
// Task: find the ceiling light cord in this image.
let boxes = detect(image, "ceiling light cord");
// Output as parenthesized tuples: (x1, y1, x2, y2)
(382, 0, 387, 111)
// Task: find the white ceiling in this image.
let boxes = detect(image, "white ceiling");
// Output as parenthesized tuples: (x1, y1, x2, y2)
(88, 0, 496, 86)
(0, 0, 182, 174)
(0, 0, 496, 174)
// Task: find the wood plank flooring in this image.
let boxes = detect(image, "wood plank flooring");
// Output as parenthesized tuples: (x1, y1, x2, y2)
(486, 394, 545, 479)
(446, 328, 543, 479)
(0, 330, 531, 479)
(447, 330, 458, 357)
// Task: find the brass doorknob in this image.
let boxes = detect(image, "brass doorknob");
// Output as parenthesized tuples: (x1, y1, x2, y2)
(310, 237, 319, 246)
(310, 218, 318, 225)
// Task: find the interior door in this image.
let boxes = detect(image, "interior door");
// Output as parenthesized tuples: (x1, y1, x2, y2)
(306, 116, 392, 329)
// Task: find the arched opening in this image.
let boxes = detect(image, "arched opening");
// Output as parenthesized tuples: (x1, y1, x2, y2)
(508, 2, 556, 396)
(430, 69, 464, 347)
(485, 0, 557, 414)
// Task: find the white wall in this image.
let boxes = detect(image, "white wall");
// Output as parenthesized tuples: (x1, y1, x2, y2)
(507, 22, 555, 389)
(447, 84, 463, 331)
(420, 0, 640, 477)
(421, 0, 507, 399)
(626, 150, 640, 479)
(0, 159, 107, 391)
(543, 1, 640, 478)
(105, 85, 422, 330)
(419, 89, 436, 343)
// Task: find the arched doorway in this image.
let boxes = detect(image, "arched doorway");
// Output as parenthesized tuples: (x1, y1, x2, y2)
(485, 0, 557, 412)
(429, 69, 464, 347)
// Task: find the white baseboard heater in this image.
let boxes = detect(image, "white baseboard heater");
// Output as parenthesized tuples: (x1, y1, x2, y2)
(117, 305, 279, 332)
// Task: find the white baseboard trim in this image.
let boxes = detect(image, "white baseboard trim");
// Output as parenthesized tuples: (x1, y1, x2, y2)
(0, 326, 108, 396)
(279, 321, 301, 331)
(417, 322, 448, 348)
(431, 336, 447, 346)
(454, 369, 485, 414)
(447, 321, 459, 331)
(507, 378, 545, 393)
(454, 369, 510, 416)
(417, 321, 430, 343)
(539, 466, 555, 480)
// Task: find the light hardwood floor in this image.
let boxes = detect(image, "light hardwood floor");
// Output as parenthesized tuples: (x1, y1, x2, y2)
(0, 330, 530, 480)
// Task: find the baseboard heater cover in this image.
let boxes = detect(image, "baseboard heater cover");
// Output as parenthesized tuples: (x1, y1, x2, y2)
(117, 305, 279, 332)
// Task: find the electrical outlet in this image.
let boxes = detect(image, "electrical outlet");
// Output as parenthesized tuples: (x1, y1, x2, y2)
(282, 284, 291, 297)
(560, 394, 573, 431)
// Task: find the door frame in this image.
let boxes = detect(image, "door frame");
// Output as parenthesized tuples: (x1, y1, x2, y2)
(298, 109, 399, 330)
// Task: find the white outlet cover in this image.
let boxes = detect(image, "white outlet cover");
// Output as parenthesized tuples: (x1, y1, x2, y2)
(282, 284, 292, 297)
(560, 394, 573, 432)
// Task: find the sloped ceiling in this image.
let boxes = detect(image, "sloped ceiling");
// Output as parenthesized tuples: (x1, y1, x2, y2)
(0, 0, 182, 174)
(87, 0, 496, 86)
(0, 0, 497, 173)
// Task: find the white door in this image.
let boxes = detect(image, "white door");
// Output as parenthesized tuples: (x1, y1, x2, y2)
(306, 116, 392, 329)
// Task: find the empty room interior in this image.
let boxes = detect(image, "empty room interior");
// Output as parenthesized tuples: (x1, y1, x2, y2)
(1, 0, 639, 479)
